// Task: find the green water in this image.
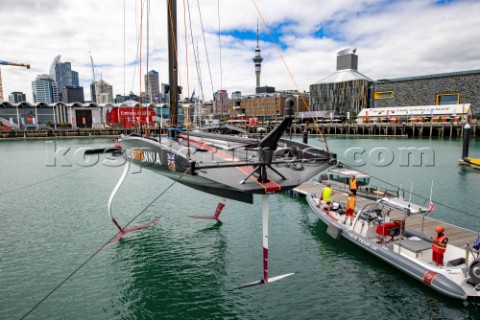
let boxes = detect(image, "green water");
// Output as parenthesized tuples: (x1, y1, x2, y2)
(1, 137, 480, 319)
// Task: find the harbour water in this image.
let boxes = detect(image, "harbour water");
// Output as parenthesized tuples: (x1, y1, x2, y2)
(1, 137, 480, 319)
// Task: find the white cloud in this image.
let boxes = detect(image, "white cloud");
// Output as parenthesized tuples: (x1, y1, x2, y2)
(0, 0, 479, 103)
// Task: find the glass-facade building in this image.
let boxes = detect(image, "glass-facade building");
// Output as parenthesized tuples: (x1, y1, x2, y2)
(310, 48, 371, 116)
(32, 74, 55, 103)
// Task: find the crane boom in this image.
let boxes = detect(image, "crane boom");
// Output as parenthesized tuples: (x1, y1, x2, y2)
(0, 60, 31, 102)
(0, 60, 30, 69)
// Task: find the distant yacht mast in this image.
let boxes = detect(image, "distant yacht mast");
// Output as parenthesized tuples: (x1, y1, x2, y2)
(253, 20, 263, 89)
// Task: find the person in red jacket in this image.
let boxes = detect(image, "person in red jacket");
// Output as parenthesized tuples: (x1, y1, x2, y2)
(432, 226, 448, 267)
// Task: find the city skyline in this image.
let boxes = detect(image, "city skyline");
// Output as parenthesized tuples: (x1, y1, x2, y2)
(1, 0, 479, 103)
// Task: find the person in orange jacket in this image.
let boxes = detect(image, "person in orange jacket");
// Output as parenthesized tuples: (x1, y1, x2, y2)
(349, 175, 358, 196)
(432, 226, 448, 267)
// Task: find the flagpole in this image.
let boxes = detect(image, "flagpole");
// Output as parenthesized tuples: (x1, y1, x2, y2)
(422, 180, 434, 235)
(429, 180, 434, 204)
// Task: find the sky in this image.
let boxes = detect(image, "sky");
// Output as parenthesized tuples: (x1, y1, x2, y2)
(0, 0, 479, 103)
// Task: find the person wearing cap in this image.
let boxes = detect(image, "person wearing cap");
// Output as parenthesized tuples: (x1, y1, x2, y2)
(322, 183, 334, 212)
(432, 226, 448, 267)
(344, 191, 356, 225)
(349, 175, 358, 196)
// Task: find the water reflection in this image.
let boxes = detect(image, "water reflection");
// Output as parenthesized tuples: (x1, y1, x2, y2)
(108, 221, 229, 320)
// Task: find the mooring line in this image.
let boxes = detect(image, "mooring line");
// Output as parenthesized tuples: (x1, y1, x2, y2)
(19, 178, 178, 320)
(0, 167, 86, 198)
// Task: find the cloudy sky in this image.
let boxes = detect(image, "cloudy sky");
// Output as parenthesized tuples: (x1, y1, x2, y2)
(1, 0, 479, 103)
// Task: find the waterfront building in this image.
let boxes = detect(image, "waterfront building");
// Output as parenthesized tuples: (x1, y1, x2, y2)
(310, 48, 371, 116)
(9, 92, 26, 103)
(145, 70, 161, 103)
(356, 104, 473, 124)
(31, 74, 55, 103)
(62, 85, 85, 103)
(228, 90, 310, 119)
(0, 101, 56, 129)
(372, 70, 480, 116)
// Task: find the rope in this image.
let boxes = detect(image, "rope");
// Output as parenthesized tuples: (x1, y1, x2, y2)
(183, 0, 190, 128)
(250, 0, 329, 151)
(0, 167, 85, 198)
(123, 0, 126, 96)
(186, 0, 205, 103)
(217, 0, 223, 91)
(197, 0, 215, 96)
(338, 161, 480, 221)
(19, 178, 178, 320)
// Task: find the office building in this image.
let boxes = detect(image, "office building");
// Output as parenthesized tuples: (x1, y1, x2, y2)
(145, 70, 160, 103)
(31, 74, 55, 103)
(9, 92, 26, 103)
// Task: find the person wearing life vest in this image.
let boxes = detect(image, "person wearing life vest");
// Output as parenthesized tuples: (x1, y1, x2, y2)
(322, 183, 334, 212)
(432, 226, 448, 267)
(344, 191, 356, 225)
(349, 175, 358, 196)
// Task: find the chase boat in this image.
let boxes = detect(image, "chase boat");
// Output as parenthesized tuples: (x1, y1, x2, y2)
(306, 193, 480, 300)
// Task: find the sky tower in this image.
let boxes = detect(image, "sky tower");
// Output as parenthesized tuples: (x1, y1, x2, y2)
(252, 20, 263, 89)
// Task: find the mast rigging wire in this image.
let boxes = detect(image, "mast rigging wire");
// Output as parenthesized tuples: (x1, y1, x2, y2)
(251, 0, 330, 151)
(19, 178, 179, 320)
(217, 0, 223, 91)
(186, 0, 205, 107)
(196, 0, 215, 97)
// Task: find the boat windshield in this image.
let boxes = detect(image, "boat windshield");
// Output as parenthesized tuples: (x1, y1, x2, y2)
(329, 174, 370, 186)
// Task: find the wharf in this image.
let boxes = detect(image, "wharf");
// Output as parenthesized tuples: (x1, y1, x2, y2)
(219, 122, 478, 138)
(292, 182, 478, 248)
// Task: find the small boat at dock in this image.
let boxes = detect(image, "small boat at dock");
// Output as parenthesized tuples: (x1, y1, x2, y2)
(316, 167, 401, 200)
(459, 157, 480, 170)
(306, 192, 480, 300)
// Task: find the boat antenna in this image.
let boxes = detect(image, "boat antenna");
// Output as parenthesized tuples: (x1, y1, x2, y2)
(428, 180, 434, 213)
(408, 182, 413, 208)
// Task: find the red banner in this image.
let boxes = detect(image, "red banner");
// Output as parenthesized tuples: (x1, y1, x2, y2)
(105, 107, 157, 128)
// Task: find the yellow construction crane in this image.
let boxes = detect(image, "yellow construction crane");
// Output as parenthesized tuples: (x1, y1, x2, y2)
(0, 60, 31, 102)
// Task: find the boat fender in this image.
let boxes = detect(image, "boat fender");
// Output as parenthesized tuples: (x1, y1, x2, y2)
(468, 259, 480, 284)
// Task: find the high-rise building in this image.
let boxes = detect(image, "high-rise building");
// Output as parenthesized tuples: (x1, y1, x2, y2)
(62, 85, 85, 103)
(91, 79, 113, 104)
(90, 82, 97, 103)
(9, 92, 26, 103)
(213, 90, 228, 114)
(31, 74, 55, 103)
(145, 70, 160, 103)
(49, 55, 81, 102)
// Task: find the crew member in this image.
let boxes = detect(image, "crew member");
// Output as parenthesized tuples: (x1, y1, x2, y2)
(344, 191, 356, 226)
(432, 226, 448, 267)
(349, 175, 358, 196)
(322, 183, 334, 213)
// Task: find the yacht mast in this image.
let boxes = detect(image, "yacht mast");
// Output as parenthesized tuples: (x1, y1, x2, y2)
(167, 0, 178, 138)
